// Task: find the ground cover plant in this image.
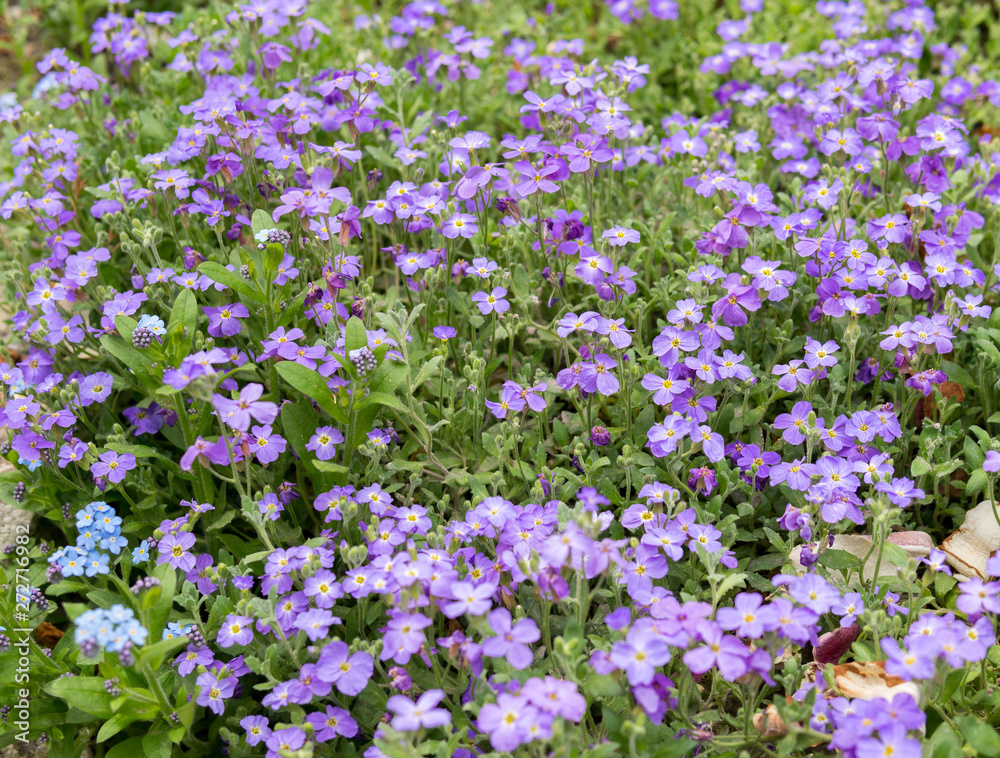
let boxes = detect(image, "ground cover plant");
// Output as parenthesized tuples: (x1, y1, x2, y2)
(2, 0, 1000, 755)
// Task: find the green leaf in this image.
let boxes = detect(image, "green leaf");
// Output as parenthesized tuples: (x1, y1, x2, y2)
(46, 676, 115, 719)
(466, 473, 490, 503)
(582, 673, 623, 698)
(251, 209, 272, 236)
(136, 636, 189, 672)
(881, 542, 911, 569)
(101, 330, 153, 377)
(281, 400, 337, 487)
(715, 572, 747, 597)
(97, 713, 142, 743)
(927, 723, 962, 758)
(275, 361, 347, 423)
(354, 390, 405, 411)
(143, 732, 172, 758)
(412, 354, 444, 388)
(910, 456, 931, 477)
(818, 549, 861, 571)
(941, 360, 975, 389)
(313, 460, 349, 474)
(345, 316, 368, 353)
(958, 715, 1000, 757)
(197, 261, 264, 302)
(148, 562, 177, 642)
(965, 436, 987, 468)
(167, 288, 197, 342)
(105, 736, 145, 756)
(976, 339, 1000, 371)
(965, 468, 989, 498)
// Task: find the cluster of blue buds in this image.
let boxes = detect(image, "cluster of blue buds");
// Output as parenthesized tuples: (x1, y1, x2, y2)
(74, 605, 147, 659)
(49, 501, 128, 578)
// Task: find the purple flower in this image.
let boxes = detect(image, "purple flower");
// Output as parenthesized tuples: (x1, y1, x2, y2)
(579, 353, 619, 395)
(875, 477, 925, 508)
(682, 621, 748, 679)
(217, 614, 254, 648)
(157, 532, 196, 572)
(856, 724, 921, 758)
(443, 580, 496, 618)
(357, 62, 393, 86)
(204, 303, 249, 338)
(306, 426, 345, 460)
(984, 450, 1000, 472)
(477, 693, 544, 751)
(212, 383, 278, 432)
(956, 578, 1000, 616)
(716, 593, 766, 638)
(441, 212, 478, 239)
(316, 640, 373, 696)
(867, 213, 910, 244)
(610, 625, 671, 685)
(386, 690, 451, 731)
(258, 493, 285, 521)
(90, 451, 135, 484)
(602, 225, 640, 246)
(712, 281, 761, 327)
(295, 608, 337, 641)
(264, 727, 306, 755)
(185, 553, 217, 595)
(249, 425, 287, 465)
(882, 637, 935, 681)
(306, 705, 358, 741)
(472, 287, 510, 315)
(481, 608, 540, 669)
(240, 715, 271, 747)
(78, 371, 113, 406)
(195, 672, 235, 715)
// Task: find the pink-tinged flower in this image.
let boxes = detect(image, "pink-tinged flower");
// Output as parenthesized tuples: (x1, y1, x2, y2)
(91, 451, 135, 484)
(472, 287, 510, 315)
(250, 425, 286, 465)
(204, 303, 249, 338)
(387, 690, 451, 731)
(212, 383, 278, 431)
(217, 614, 254, 648)
(157, 531, 196, 572)
(602, 225, 640, 246)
